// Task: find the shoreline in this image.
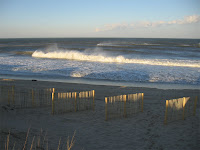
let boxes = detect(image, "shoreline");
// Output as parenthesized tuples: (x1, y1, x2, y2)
(1, 75, 200, 90)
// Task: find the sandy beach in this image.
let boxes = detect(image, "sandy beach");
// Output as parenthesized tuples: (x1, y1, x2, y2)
(0, 79, 199, 150)
(1, 0, 200, 149)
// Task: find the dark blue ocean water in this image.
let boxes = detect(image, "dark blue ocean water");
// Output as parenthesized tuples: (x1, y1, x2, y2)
(0, 38, 200, 88)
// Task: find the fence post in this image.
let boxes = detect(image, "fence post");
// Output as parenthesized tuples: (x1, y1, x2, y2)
(51, 88, 55, 115)
(141, 93, 144, 112)
(58, 93, 60, 99)
(182, 97, 186, 120)
(105, 97, 108, 121)
(164, 100, 169, 125)
(92, 90, 95, 111)
(123, 95, 127, 118)
(193, 96, 198, 116)
(75, 92, 77, 112)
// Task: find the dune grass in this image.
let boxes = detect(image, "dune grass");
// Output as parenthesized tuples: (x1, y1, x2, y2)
(4, 128, 76, 150)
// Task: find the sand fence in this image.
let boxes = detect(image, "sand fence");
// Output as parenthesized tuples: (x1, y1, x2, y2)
(0, 85, 95, 114)
(164, 96, 198, 124)
(105, 93, 144, 121)
(52, 90, 95, 114)
(0, 85, 53, 108)
(1, 85, 198, 123)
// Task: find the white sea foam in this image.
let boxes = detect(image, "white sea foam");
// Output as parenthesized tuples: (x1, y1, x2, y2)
(32, 50, 200, 68)
(97, 43, 119, 47)
(70, 71, 89, 77)
(97, 42, 161, 46)
(179, 44, 191, 47)
(1, 55, 200, 85)
(1, 39, 200, 86)
(132, 43, 161, 46)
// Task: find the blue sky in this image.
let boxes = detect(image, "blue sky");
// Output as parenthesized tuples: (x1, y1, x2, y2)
(0, 0, 200, 38)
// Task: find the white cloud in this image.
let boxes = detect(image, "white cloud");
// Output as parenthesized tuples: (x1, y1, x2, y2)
(167, 15, 200, 25)
(95, 15, 200, 32)
(96, 23, 130, 32)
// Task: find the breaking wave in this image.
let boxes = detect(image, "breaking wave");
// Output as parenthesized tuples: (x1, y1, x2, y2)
(97, 43, 120, 47)
(97, 42, 200, 48)
(131, 43, 161, 46)
(97, 42, 161, 47)
(32, 50, 200, 68)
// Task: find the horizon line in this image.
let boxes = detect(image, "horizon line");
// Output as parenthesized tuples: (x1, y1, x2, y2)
(0, 37, 200, 40)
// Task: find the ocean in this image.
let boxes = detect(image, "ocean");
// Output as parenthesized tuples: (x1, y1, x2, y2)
(0, 38, 200, 89)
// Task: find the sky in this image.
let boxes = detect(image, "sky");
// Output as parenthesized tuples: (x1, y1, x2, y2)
(0, 0, 200, 38)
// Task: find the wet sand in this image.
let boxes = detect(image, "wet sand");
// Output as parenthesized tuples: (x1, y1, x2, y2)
(0, 79, 200, 150)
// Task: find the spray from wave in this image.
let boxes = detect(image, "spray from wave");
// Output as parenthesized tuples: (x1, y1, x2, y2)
(32, 44, 200, 68)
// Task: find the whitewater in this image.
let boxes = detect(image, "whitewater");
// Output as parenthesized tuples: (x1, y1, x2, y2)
(32, 50, 200, 68)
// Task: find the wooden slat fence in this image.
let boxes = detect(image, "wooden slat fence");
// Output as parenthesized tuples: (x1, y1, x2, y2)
(105, 93, 144, 121)
(164, 96, 198, 124)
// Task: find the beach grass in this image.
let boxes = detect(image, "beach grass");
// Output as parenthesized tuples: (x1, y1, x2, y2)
(4, 128, 76, 150)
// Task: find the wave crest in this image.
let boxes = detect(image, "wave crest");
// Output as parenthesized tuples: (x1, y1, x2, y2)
(32, 50, 200, 68)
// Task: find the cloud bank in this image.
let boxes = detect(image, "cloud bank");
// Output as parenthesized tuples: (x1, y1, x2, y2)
(95, 15, 200, 32)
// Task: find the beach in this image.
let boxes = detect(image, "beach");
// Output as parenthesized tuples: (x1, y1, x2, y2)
(0, 37, 200, 150)
(0, 79, 199, 150)
(1, 0, 200, 149)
